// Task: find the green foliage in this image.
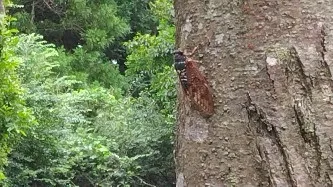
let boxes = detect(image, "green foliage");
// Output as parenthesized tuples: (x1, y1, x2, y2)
(15, 34, 58, 82)
(0, 13, 35, 179)
(2, 33, 142, 186)
(96, 95, 171, 154)
(3, 27, 175, 185)
(13, 0, 130, 49)
(150, 0, 174, 23)
(124, 0, 174, 74)
(95, 93, 175, 186)
(115, 0, 157, 34)
(124, 16, 175, 76)
(1, 0, 177, 186)
(124, 0, 176, 116)
(9, 11, 35, 33)
(64, 1, 129, 50)
(120, 1, 176, 184)
(150, 66, 177, 118)
(11, 0, 131, 89)
(68, 47, 128, 90)
(4, 127, 141, 186)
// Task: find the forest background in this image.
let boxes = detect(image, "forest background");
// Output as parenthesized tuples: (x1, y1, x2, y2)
(0, 0, 176, 186)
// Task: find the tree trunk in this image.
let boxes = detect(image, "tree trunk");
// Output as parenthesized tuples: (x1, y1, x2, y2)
(174, 0, 333, 186)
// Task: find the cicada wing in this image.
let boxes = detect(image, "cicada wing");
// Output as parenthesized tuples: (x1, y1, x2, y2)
(186, 59, 214, 117)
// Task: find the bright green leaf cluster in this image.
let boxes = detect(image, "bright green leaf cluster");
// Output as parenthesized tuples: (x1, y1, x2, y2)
(0, 13, 36, 180)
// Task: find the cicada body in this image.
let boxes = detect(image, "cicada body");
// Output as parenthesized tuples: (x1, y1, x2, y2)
(174, 49, 214, 117)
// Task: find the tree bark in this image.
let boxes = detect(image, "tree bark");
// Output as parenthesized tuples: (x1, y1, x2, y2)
(174, 0, 333, 186)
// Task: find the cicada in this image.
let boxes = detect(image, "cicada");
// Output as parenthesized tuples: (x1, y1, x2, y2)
(174, 47, 214, 117)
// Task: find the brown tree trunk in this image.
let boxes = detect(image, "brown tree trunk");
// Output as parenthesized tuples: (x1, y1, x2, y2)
(174, 0, 333, 186)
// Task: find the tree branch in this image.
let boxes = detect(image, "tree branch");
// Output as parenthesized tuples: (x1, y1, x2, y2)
(134, 176, 157, 187)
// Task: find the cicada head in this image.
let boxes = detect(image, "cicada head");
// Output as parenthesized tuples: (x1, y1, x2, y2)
(173, 49, 186, 71)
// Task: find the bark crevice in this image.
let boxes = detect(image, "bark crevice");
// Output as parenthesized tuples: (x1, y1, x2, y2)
(285, 47, 313, 100)
(293, 103, 322, 178)
(318, 24, 332, 79)
(293, 105, 311, 144)
(246, 93, 297, 187)
(285, 47, 323, 179)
